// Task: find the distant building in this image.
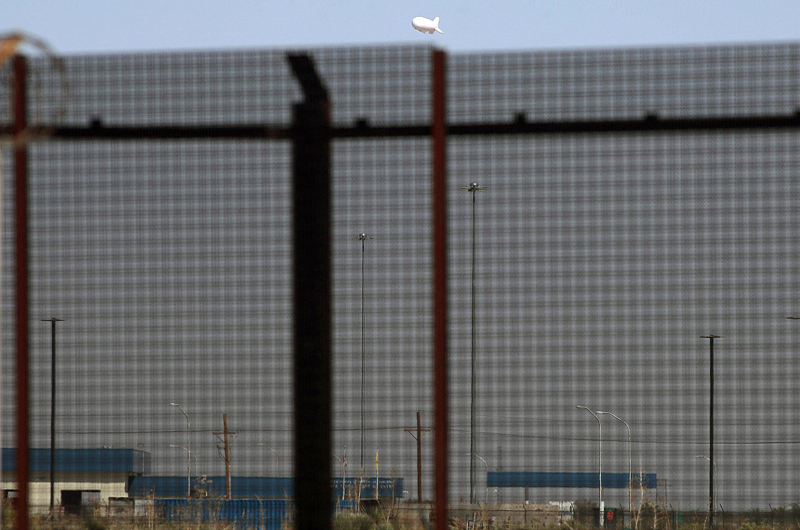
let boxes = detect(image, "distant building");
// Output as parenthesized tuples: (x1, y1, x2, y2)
(1, 448, 150, 514)
(128, 476, 402, 503)
(127, 476, 294, 499)
(1, 448, 401, 517)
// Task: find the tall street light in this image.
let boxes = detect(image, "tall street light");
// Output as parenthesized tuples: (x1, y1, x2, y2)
(353, 233, 373, 470)
(700, 335, 721, 529)
(577, 405, 603, 527)
(332, 446, 347, 502)
(474, 453, 489, 505)
(170, 403, 191, 499)
(462, 182, 485, 505)
(695, 455, 717, 515)
(169, 445, 196, 499)
(598, 411, 632, 513)
(41, 317, 63, 516)
(259, 442, 280, 476)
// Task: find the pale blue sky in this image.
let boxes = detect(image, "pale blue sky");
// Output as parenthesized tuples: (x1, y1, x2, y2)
(6, 0, 800, 54)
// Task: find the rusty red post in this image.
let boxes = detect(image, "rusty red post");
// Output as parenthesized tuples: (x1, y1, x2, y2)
(431, 48, 448, 530)
(13, 53, 30, 530)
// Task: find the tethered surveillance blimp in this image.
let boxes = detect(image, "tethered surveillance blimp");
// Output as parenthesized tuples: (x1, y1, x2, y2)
(412, 16, 444, 35)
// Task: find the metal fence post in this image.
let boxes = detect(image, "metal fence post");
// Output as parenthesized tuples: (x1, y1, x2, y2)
(13, 53, 30, 530)
(289, 53, 332, 530)
(431, 48, 449, 530)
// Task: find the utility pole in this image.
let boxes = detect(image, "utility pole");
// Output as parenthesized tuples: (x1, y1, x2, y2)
(405, 411, 430, 503)
(214, 413, 237, 500)
(223, 414, 231, 499)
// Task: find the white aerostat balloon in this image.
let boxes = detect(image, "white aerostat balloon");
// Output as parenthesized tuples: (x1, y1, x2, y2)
(412, 17, 444, 35)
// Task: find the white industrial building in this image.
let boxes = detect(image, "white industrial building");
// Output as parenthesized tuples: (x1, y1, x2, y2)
(1, 448, 150, 514)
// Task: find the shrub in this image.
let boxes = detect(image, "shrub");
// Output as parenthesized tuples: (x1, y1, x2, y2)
(334, 513, 374, 530)
(737, 523, 772, 530)
(1, 501, 15, 530)
(84, 518, 107, 530)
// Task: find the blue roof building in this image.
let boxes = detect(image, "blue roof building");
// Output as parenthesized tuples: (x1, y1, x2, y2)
(1, 448, 150, 514)
(129, 476, 403, 501)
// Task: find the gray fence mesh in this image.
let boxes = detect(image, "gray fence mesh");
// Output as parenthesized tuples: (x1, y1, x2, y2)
(3, 42, 800, 522)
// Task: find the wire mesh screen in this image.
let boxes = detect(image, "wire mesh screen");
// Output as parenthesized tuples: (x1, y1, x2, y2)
(2, 40, 800, 527)
(0, 46, 436, 518)
(447, 43, 800, 515)
(448, 131, 800, 509)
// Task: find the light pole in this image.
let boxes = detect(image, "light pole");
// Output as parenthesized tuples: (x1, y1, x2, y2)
(577, 405, 603, 527)
(375, 445, 380, 501)
(353, 233, 373, 470)
(474, 453, 489, 505)
(169, 445, 196, 499)
(170, 403, 191, 499)
(700, 335, 721, 529)
(462, 182, 485, 505)
(332, 446, 347, 502)
(259, 443, 280, 476)
(42, 317, 63, 516)
(695, 455, 717, 515)
(598, 411, 632, 513)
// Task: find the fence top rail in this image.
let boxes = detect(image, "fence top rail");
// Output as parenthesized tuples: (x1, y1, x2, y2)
(4, 111, 800, 142)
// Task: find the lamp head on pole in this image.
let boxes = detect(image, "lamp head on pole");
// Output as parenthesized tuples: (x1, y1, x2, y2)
(576, 405, 600, 421)
(461, 183, 487, 193)
(170, 402, 189, 420)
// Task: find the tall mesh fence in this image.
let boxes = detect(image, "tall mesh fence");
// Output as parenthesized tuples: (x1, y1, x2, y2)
(447, 44, 800, 513)
(2, 41, 800, 524)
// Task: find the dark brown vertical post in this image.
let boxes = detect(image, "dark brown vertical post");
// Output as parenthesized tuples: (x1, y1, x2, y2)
(288, 53, 332, 530)
(709, 337, 714, 528)
(431, 48, 448, 530)
(13, 54, 30, 530)
(223, 413, 231, 500)
(700, 335, 720, 529)
(405, 411, 429, 503)
(416, 411, 423, 503)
